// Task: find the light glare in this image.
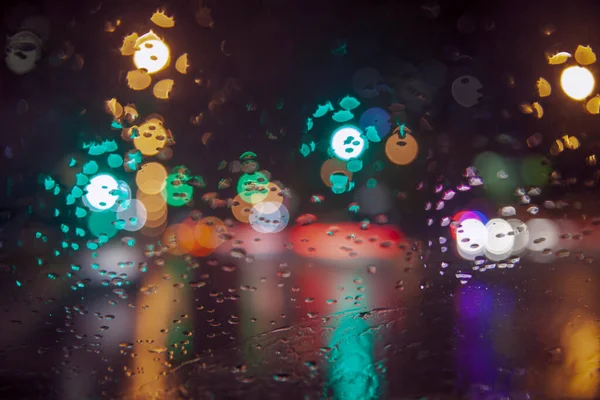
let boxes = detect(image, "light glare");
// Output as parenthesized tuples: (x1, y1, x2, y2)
(561, 66, 594, 100)
(84, 174, 119, 211)
(330, 126, 366, 161)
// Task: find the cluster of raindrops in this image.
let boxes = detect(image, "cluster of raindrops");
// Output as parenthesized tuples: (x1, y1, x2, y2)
(42, 138, 132, 252)
(120, 11, 190, 98)
(231, 152, 291, 234)
(300, 71, 420, 196)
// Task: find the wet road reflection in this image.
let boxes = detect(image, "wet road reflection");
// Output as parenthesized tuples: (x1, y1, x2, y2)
(2, 218, 600, 398)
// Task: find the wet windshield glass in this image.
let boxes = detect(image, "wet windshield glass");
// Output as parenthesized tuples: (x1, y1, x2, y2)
(1, 1, 599, 399)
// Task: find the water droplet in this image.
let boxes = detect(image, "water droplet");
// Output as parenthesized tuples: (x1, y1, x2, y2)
(148, 346, 168, 354)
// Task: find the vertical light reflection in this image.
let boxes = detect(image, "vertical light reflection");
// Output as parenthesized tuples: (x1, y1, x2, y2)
(291, 228, 417, 397)
(541, 264, 600, 399)
(542, 312, 600, 399)
(562, 317, 600, 398)
(326, 314, 378, 400)
(455, 281, 496, 387)
(489, 286, 517, 376)
(62, 297, 134, 399)
(239, 259, 285, 372)
(320, 266, 380, 400)
(128, 263, 182, 396)
(166, 258, 195, 365)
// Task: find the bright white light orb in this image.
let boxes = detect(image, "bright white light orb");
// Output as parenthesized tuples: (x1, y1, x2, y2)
(330, 126, 366, 161)
(133, 39, 170, 74)
(84, 174, 119, 211)
(485, 218, 515, 261)
(507, 219, 529, 255)
(526, 218, 559, 252)
(456, 218, 487, 259)
(561, 66, 595, 100)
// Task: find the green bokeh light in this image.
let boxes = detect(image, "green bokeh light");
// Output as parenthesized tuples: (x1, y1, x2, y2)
(521, 155, 551, 187)
(237, 172, 269, 203)
(240, 151, 257, 160)
(473, 151, 516, 201)
(163, 173, 194, 207)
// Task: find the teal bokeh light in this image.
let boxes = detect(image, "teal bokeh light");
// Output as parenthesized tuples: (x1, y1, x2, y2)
(329, 173, 355, 194)
(87, 210, 118, 240)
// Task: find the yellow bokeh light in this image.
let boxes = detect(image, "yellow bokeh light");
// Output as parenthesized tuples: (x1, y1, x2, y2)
(126, 69, 152, 91)
(136, 162, 168, 195)
(561, 66, 595, 100)
(133, 31, 170, 74)
(133, 118, 168, 156)
(120, 33, 138, 56)
(137, 190, 166, 214)
(136, 190, 168, 233)
(548, 52, 571, 65)
(586, 95, 600, 114)
(532, 101, 544, 119)
(152, 79, 174, 99)
(562, 135, 580, 150)
(536, 77, 552, 97)
(175, 53, 189, 74)
(144, 208, 168, 228)
(150, 10, 175, 28)
(574, 44, 597, 66)
(105, 98, 123, 119)
(123, 105, 139, 122)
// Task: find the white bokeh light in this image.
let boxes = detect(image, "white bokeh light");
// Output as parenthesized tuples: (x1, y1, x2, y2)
(249, 202, 289, 234)
(507, 218, 529, 255)
(133, 39, 170, 74)
(330, 126, 366, 161)
(527, 218, 559, 252)
(561, 66, 595, 100)
(485, 218, 515, 261)
(83, 174, 119, 212)
(116, 199, 148, 232)
(456, 218, 487, 259)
